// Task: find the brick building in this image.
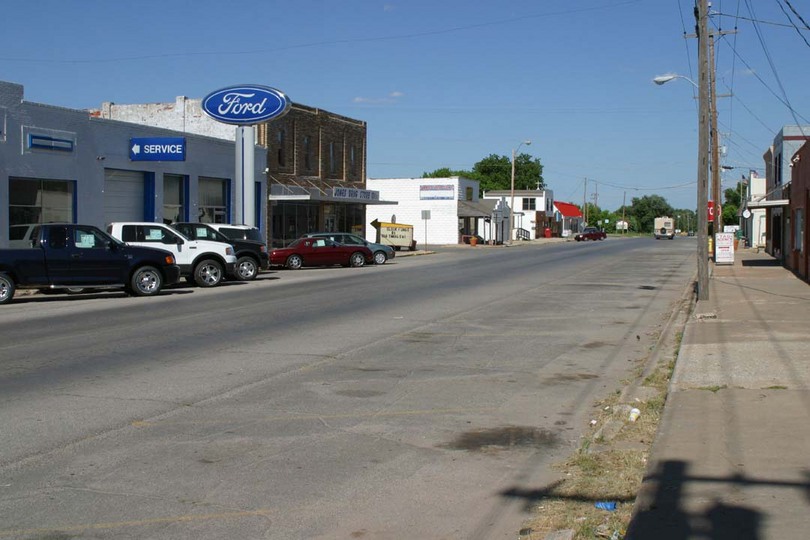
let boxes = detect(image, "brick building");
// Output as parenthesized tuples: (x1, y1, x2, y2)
(788, 143, 809, 281)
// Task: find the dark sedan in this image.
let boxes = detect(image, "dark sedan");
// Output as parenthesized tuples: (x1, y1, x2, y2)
(269, 238, 373, 269)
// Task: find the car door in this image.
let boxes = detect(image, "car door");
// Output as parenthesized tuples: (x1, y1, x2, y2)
(66, 225, 127, 284)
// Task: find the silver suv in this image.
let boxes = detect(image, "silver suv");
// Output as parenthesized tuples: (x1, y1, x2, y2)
(303, 232, 394, 265)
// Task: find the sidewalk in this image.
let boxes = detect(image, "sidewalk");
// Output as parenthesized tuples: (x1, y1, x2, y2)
(627, 249, 810, 539)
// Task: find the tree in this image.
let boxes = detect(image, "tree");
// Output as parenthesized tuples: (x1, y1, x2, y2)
(722, 181, 744, 226)
(627, 195, 675, 233)
(422, 153, 544, 195)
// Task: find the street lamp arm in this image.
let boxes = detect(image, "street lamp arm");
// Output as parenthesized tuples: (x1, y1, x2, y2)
(653, 73, 698, 89)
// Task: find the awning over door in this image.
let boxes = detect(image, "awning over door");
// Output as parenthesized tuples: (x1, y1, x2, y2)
(268, 183, 397, 205)
(458, 199, 496, 218)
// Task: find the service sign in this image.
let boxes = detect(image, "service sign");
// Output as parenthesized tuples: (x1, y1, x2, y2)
(202, 85, 291, 125)
(130, 137, 186, 161)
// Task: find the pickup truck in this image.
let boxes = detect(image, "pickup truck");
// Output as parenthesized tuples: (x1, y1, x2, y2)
(0, 224, 180, 305)
(172, 222, 268, 281)
(574, 227, 607, 241)
(107, 222, 238, 287)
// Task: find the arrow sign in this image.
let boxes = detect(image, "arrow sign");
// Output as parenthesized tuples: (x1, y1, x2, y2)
(129, 137, 186, 161)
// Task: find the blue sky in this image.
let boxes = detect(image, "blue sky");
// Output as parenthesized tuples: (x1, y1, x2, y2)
(3, 0, 809, 211)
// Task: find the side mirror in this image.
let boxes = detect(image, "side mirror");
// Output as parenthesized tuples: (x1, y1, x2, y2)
(176, 238, 185, 246)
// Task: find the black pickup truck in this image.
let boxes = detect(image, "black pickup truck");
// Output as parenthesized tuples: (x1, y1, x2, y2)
(0, 224, 181, 305)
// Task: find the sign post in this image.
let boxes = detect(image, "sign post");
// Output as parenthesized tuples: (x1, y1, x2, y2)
(202, 85, 291, 226)
(421, 210, 431, 252)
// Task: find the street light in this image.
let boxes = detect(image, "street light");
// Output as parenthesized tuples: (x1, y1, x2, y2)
(653, 66, 710, 300)
(509, 139, 532, 244)
(653, 73, 698, 88)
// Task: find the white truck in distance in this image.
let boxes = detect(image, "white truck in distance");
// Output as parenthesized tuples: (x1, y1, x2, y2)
(654, 217, 675, 240)
(107, 222, 238, 287)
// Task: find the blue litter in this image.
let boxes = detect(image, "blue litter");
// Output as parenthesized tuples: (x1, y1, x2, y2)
(594, 501, 617, 511)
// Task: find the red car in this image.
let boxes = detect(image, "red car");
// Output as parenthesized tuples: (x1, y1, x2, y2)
(574, 227, 607, 241)
(269, 237, 373, 269)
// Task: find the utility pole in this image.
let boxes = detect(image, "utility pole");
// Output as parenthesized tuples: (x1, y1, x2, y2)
(622, 191, 626, 235)
(696, 0, 710, 301)
(583, 178, 588, 226)
(709, 32, 723, 234)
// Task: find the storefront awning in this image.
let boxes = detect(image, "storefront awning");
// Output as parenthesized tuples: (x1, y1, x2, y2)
(268, 184, 397, 205)
(747, 199, 789, 209)
(458, 199, 496, 218)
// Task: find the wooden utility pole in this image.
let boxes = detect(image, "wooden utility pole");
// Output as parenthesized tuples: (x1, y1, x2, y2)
(696, 0, 710, 300)
(709, 33, 723, 233)
(622, 191, 626, 235)
(583, 178, 588, 225)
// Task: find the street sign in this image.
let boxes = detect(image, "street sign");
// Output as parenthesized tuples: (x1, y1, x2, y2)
(421, 210, 431, 220)
(129, 137, 185, 161)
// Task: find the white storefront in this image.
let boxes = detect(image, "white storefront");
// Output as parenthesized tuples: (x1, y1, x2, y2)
(365, 177, 483, 246)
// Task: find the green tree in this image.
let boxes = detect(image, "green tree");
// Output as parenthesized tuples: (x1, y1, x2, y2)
(471, 153, 544, 193)
(423, 154, 544, 194)
(721, 181, 744, 226)
(421, 167, 475, 178)
(627, 195, 675, 233)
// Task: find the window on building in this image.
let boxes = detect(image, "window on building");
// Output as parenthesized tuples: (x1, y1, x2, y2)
(277, 129, 287, 167)
(796, 208, 804, 253)
(9, 177, 74, 227)
(198, 177, 228, 223)
(163, 174, 185, 223)
(304, 135, 313, 171)
(523, 198, 536, 211)
(350, 145, 356, 176)
(329, 142, 336, 175)
(465, 187, 474, 201)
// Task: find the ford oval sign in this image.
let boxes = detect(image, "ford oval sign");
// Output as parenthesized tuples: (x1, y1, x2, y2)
(202, 85, 291, 125)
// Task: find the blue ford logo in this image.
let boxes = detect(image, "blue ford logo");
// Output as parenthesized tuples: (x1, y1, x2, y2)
(202, 85, 291, 125)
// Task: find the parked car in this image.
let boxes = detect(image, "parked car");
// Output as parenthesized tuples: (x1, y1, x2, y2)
(0, 224, 180, 305)
(269, 237, 373, 269)
(575, 227, 607, 241)
(8, 224, 39, 248)
(107, 222, 237, 287)
(302, 232, 394, 265)
(172, 222, 268, 281)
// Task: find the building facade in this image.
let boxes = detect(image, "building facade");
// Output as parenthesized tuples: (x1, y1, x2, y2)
(1, 81, 266, 248)
(762, 126, 810, 260)
(482, 189, 554, 240)
(788, 143, 809, 281)
(94, 97, 374, 248)
(365, 177, 485, 246)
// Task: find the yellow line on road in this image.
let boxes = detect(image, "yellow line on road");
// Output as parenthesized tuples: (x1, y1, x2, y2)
(0, 509, 272, 537)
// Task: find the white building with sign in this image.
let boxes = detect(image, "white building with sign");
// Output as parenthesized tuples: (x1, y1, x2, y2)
(365, 177, 489, 246)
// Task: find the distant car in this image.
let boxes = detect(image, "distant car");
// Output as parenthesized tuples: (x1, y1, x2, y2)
(302, 232, 395, 265)
(575, 227, 607, 241)
(687, 231, 696, 237)
(269, 237, 373, 269)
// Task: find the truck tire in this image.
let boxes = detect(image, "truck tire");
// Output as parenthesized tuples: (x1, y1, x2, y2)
(0, 273, 16, 305)
(193, 259, 223, 287)
(130, 266, 163, 297)
(235, 255, 259, 281)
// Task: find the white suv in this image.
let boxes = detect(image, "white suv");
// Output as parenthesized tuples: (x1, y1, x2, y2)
(107, 222, 237, 287)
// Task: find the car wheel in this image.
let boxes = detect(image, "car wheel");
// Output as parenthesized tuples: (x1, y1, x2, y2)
(130, 266, 163, 297)
(373, 251, 388, 265)
(349, 252, 366, 268)
(286, 254, 303, 270)
(0, 273, 16, 305)
(193, 259, 223, 287)
(235, 256, 258, 281)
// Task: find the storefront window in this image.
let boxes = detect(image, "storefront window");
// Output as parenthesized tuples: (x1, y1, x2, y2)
(9, 177, 74, 227)
(198, 177, 228, 223)
(164, 174, 185, 224)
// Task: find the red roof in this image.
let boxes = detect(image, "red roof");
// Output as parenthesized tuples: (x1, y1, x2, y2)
(554, 201, 583, 218)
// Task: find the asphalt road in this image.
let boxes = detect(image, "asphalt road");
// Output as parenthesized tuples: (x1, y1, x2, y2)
(0, 237, 696, 539)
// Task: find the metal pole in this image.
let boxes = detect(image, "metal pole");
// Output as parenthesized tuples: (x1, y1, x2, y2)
(509, 148, 516, 244)
(696, 0, 710, 300)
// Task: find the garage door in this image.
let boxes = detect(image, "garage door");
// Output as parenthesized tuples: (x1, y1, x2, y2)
(104, 170, 145, 225)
